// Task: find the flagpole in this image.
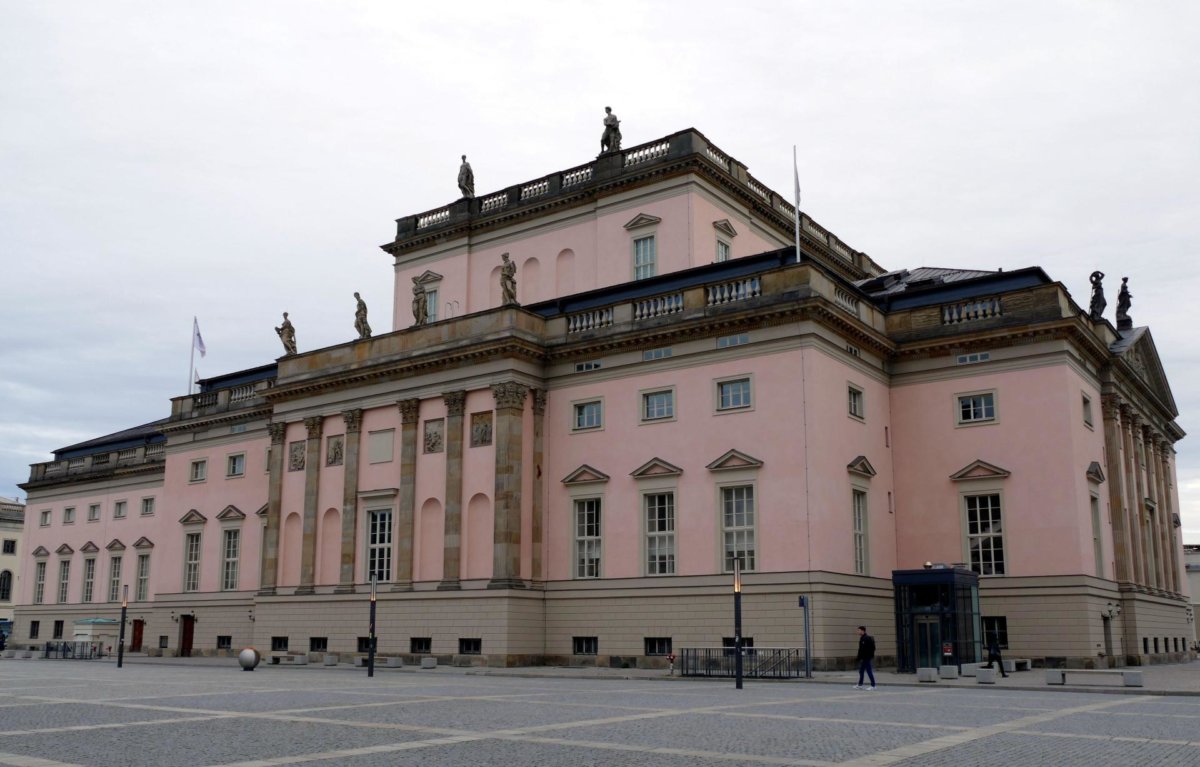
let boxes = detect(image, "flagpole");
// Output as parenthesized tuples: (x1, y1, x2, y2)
(188, 317, 197, 395)
(793, 146, 802, 263)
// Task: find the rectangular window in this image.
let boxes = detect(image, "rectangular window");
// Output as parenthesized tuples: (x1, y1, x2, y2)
(53, 620, 64, 639)
(722, 485, 756, 572)
(2, 539, 15, 554)
(1082, 394, 1094, 428)
(63, 507, 75, 524)
(141, 497, 155, 516)
(573, 400, 602, 430)
(426, 288, 439, 322)
(217, 635, 233, 650)
(982, 616, 1008, 649)
(956, 352, 991, 365)
(271, 636, 289, 652)
(716, 240, 731, 262)
(40, 510, 50, 526)
(957, 392, 996, 424)
(57, 560, 70, 603)
(114, 501, 127, 519)
(852, 489, 869, 576)
(159, 635, 169, 649)
(717, 378, 752, 411)
(183, 533, 201, 592)
(717, 333, 748, 349)
(230, 423, 248, 434)
(34, 561, 46, 604)
(222, 529, 240, 591)
(642, 389, 674, 421)
(190, 459, 207, 482)
(573, 636, 598, 655)
(368, 429, 395, 464)
(574, 361, 602, 372)
(644, 637, 673, 656)
(965, 494, 1005, 575)
(82, 558, 95, 603)
(643, 347, 672, 361)
(410, 637, 432, 654)
(309, 637, 327, 652)
(136, 554, 150, 601)
(226, 453, 245, 477)
(634, 235, 656, 280)
(1090, 495, 1103, 578)
(645, 492, 675, 575)
(108, 556, 122, 602)
(88, 504, 100, 522)
(458, 638, 482, 655)
(30, 620, 40, 639)
(848, 387, 864, 419)
(574, 498, 601, 578)
(367, 509, 393, 582)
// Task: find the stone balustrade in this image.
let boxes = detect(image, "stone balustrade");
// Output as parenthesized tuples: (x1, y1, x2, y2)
(942, 297, 1002, 325)
(416, 206, 451, 230)
(567, 307, 614, 334)
(706, 276, 762, 307)
(633, 293, 683, 321)
(623, 140, 670, 168)
(835, 287, 861, 316)
(705, 144, 731, 172)
(561, 165, 593, 188)
(520, 179, 549, 200)
(479, 192, 507, 214)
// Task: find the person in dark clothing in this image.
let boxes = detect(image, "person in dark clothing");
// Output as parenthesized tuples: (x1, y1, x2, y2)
(855, 625, 876, 690)
(985, 636, 1009, 678)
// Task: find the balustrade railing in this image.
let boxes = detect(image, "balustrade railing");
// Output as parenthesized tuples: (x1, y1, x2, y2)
(145, 444, 165, 459)
(193, 392, 218, 408)
(117, 448, 137, 462)
(566, 307, 614, 334)
(91, 454, 110, 467)
(834, 287, 861, 316)
(561, 165, 593, 188)
(942, 297, 1002, 325)
(802, 217, 828, 243)
(623, 140, 670, 168)
(705, 144, 731, 172)
(830, 238, 852, 260)
(746, 176, 770, 201)
(634, 293, 683, 320)
(680, 647, 805, 679)
(68, 458, 85, 469)
(706, 276, 761, 307)
(416, 206, 451, 230)
(776, 199, 796, 221)
(520, 179, 549, 200)
(479, 192, 507, 214)
(229, 384, 256, 402)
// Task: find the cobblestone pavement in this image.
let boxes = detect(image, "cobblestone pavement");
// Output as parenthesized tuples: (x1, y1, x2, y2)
(1, 659, 1198, 766)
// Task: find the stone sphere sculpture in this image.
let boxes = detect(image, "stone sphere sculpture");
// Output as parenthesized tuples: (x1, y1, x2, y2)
(238, 647, 260, 671)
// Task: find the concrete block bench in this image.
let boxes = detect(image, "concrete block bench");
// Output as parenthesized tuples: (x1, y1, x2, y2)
(1002, 658, 1032, 672)
(386, 656, 403, 668)
(938, 665, 959, 679)
(976, 668, 997, 684)
(270, 654, 308, 666)
(1045, 668, 1143, 687)
(420, 657, 437, 669)
(323, 654, 339, 666)
(916, 667, 939, 682)
(960, 662, 983, 677)
(1, 650, 14, 659)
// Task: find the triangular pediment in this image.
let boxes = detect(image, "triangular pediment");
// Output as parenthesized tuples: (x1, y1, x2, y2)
(561, 464, 611, 485)
(950, 459, 1011, 482)
(847, 455, 877, 478)
(623, 213, 662, 230)
(216, 505, 246, 521)
(414, 269, 443, 285)
(178, 509, 208, 525)
(712, 219, 738, 238)
(1086, 461, 1106, 484)
(79, 541, 99, 553)
(55, 543, 74, 556)
(32, 546, 49, 557)
(630, 457, 683, 478)
(1111, 328, 1178, 416)
(105, 539, 125, 551)
(133, 537, 154, 549)
(706, 449, 763, 472)
(256, 504, 269, 517)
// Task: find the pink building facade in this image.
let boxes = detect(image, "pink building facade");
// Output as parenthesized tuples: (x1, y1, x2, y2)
(14, 129, 1192, 668)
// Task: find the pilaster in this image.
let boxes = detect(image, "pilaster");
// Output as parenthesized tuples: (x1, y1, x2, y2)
(488, 381, 528, 589)
(395, 399, 420, 591)
(258, 422, 287, 595)
(1100, 395, 1132, 584)
(335, 409, 362, 593)
(531, 388, 547, 583)
(295, 415, 324, 595)
(438, 391, 466, 590)
(1120, 406, 1146, 586)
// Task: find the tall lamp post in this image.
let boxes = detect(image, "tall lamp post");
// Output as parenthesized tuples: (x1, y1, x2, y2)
(117, 585, 128, 668)
(367, 574, 377, 678)
(733, 558, 743, 690)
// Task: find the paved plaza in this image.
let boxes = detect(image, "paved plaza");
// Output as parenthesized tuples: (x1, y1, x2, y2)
(2, 660, 1200, 766)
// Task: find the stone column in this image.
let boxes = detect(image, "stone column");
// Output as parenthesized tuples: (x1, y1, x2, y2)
(1120, 407, 1146, 586)
(335, 409, 362, 593)
(488, 381, 527, 589)
(1151, 437, 1174, 593)
(257, 422, 287, 595)
(295, 415, 324, 595)
(1138, 423, 1162, 591)
(1101, 396, 1133, 584)
(394, 399, 420, 591)
(1160, 445, 1182, 593)
(531, 389, 547, 583)
(438, 391, 466, 590)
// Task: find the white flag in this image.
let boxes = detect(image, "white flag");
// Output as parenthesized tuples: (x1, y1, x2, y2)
(194, 370, 201, 384)
(193, 317, 207, 358)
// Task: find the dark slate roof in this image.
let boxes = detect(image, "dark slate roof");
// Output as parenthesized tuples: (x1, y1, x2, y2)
(855, 267, 998, 297)
(857, 266, 1052, 310)
(54, 418, 169, 460)
(197, 363, 277, 393)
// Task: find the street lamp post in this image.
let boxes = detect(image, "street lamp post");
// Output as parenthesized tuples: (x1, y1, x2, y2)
(367, 574, 377, 678)
(733, 558, 743, 690)
(117, 585, 128, 668)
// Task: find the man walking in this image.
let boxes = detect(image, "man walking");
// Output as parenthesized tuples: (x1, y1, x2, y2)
(854, 625, 876, 690)
(985, 635, 1009, 678)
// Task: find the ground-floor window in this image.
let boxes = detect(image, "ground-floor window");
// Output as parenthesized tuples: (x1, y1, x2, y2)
(271, 636, 288, 652)
(411, 637, 431, 653)
(573, 636, 598, 655)
(644, 637, 672, 656)
(981, 616, 1008, 649)
(459, 638, 481, 655)
(216, 636, 232, 650)
(310, 637, 327, 653)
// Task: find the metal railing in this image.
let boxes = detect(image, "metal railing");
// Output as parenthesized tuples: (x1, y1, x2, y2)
(680, 647, 805, 678)
(42, 641, 106, 660)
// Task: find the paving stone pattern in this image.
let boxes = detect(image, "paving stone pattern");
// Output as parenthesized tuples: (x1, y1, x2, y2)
(1, 660, 1198, 767)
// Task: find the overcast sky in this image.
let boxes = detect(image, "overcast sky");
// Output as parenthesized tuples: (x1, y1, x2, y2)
(2, 2, 1198, 540)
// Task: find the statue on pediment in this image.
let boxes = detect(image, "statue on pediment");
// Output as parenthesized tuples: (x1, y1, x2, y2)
(1088, 271, 1106, 322)
(275, 312, 297, 356)
(458, 155, 474, 199)
(354, 292, 372, 339)
(1116, 277, 1132, 330)
(601, 106, 622, 154)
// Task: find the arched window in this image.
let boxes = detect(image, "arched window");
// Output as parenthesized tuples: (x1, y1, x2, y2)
(0, 570, 12, 601)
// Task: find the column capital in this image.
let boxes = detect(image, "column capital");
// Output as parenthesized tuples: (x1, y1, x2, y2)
(398, 398, 421, 424)
(304, 416, 324, 440)
(531, 388, 548, 416)
(491, 381, 528, 411)
(1100, 394, 1123, 421)
(342, 408, 363, 433)
(268, 422, 287, 445)
(443, 390, 467, 418)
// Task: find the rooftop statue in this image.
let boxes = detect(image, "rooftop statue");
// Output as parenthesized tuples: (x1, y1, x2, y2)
(1088, 271, 1106, 322)
(458, 155, 474, 199)
(275, 312, 297, 356)
(1116, 277, 1133, 330)
(412, 278, 428, 326)
(500, 252, 518, 306)
(600, 106, 622, 154)
(354, 292, 371, 339)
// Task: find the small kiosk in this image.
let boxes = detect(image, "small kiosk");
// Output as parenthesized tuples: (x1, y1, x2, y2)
(893, 566, 982, 672)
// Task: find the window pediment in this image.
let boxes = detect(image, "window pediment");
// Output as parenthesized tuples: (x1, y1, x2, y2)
(55, 543, 74, 556)
(106, 539, 125, 551)
(79, 541, 99, 553)
(706, 449, 763, 472)
(631, 457, 683, 479)
(216, 505, 246, 521)
(949, 459, 1011, 482)
(414, 269, 443, 285)
(847, 455, 877, 478)
(562, 464, 610, 485)
(712, 219, 738, 238)
(256, 504, 269, 517)
(32, 546, 49, 557)
(623, 213, 662, 230)
(133, 537, 154, 549)
(179, 509, 208, 526)
(1086, 461, 1106, 484)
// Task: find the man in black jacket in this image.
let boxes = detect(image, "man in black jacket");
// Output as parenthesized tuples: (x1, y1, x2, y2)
(855, 625, 876, 690)
(985, 635, 1009, 678)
